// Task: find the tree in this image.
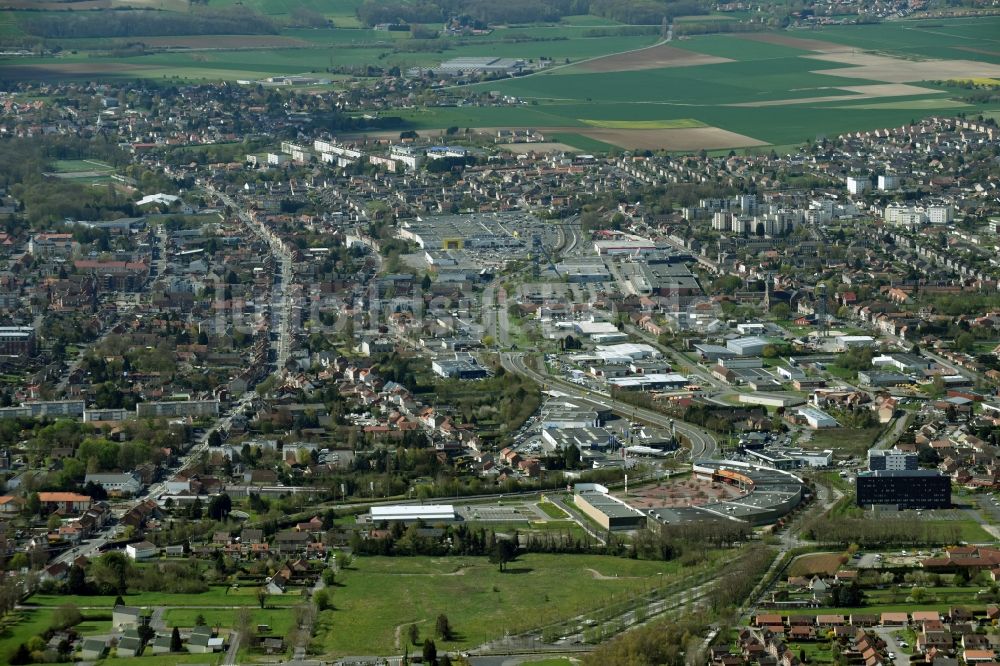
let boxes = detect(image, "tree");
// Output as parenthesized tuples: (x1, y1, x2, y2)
(195, 613, 206, 626)
(564, 443, 581, 470)
(189, 497, 203, 519)
(67, 565, 87, 594)
(955, 332, 975, 353)
(208, 430, 222, 448)
(422, 638, 437, 666)
(170, 626, 182, 652)
(407, 623, 420, 646)
(421, 273, 432, 291)
(313, 588, 332, 611)
(9, 552, 28, 571)
(50, 604, 82, 631)
(489, 538, 518, 572)
(435, 613, 453, 641)
(207, 493, 232, 520)
(256, 587, 269, 609)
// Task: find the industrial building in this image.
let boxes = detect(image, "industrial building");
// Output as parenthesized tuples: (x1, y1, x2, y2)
(429, 57, 527, 77)
(573, 483, 646, 531)
(369, 505, 458, 524)
(726, 336, 771, 357)
(794, 406, 839, 429)
(855, 470, 951, 509)
(431, 354, 488, 380)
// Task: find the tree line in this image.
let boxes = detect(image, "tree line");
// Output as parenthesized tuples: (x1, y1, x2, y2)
(20, 8, 279, 39)
(802, 516, 966, 547)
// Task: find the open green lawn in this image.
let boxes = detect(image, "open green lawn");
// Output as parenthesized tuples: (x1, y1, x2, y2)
(799, 427, 882, 456)
(27, 585, 301, 609)
(316, 554, 690, 656)
(537, 500, 570, 519)
(50, 158, 113, 173)
(163, 607, 295, 634)
(921, 520, 994, 543)
(96, 653, 222, 665)
(0, 609, 55, 663)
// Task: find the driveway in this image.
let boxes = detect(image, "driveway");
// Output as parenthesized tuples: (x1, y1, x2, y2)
(874, 628, 910, 666)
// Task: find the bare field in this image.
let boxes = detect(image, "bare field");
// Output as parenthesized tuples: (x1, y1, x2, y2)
(342, 125, 767, 151)
(576, 126, 767, 150)
(956, 46, 1000, 58)
(806, 51, 1000, 83)
(574, 42, 732, 72)
(730, 82, 945, 107)
(787, 552, 845, 577)
(733, 32, 852, 53)
(500, 142, 580, 153)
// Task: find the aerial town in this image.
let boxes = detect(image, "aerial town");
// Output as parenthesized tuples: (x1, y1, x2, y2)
(0, 4, 999, 666)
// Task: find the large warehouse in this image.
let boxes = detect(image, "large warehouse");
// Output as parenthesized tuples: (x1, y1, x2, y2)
(574, 484, 647, 531)
(369, 505, 457, 524)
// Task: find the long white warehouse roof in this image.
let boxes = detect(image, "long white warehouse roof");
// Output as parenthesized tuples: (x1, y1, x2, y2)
(370, 505, 456, 521)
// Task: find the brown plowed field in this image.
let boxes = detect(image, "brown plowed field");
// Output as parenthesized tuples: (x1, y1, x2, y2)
(732, 32, 853, 53)
(575, 42, 732, 72)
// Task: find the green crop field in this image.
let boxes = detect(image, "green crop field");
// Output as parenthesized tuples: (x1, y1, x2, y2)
(581, 118, 707, 129)
(315, 553, 694, 656)
(550, 132, 619, 153)
(1, 12, 998, 149)
(800, 18, 1000, 61)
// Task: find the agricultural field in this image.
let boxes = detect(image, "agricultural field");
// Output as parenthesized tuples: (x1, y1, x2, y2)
(787, 552, 847, 577)
(450, 16, 1000, 149)
(1, 10, 999, 150)
(315, 553, 692, 656)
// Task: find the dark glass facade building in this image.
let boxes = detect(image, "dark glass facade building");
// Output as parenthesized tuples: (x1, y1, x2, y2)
(856, 470, 951, 509)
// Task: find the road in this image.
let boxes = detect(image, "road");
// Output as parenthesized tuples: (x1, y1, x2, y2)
(49, 188, 282, 566)
(482, 278, 511, 348)
(223, 630, 241, 665)
(872, 412, 912, 451)
(874, 628, 910, 666)
(500, 352, 718, 459)
(624, 324, 727, 390)
(211, 187, 295, 371)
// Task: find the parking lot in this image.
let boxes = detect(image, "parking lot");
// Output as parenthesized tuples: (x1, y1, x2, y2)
(457, 503, 545, 522)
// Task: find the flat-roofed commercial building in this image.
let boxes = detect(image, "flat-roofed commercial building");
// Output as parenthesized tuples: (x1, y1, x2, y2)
(369, 505, 457, 524)
(573, 483, 646, 531)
